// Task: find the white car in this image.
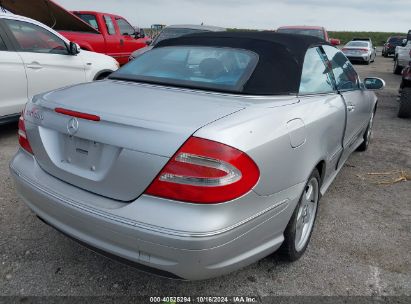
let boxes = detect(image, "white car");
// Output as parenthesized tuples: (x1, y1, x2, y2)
(394, 39, 411, 75)
(342, 40, 376, 64)
(0, 13, 119, 125)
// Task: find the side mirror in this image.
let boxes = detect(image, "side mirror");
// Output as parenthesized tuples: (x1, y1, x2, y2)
(329, 38, 341, 46)
(364, 77, 385, 90)
(68, 42, 80, 55)
(402, 39, 407, 47)
(139, 29, 145, 39)
(131, 31, 141, 39)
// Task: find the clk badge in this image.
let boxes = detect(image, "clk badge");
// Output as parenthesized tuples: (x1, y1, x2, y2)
(67, 118, 79, 135)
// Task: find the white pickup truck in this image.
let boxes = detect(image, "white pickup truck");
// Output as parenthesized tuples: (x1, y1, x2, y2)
(394, 30, 411, 75)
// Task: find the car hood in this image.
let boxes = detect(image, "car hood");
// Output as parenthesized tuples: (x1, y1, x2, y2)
(1, 0, 99, 33)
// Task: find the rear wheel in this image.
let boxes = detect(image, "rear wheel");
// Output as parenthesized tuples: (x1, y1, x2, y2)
(398, 87, 411, 118)
(280, 169, 320, 261)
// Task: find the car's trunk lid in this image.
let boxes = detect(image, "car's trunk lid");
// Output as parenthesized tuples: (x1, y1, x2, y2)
(24, 80, 245, 201)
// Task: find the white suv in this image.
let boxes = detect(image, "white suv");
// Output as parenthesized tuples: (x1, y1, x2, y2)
(394, 31, 411, 75)
(0, 13, 119, 125)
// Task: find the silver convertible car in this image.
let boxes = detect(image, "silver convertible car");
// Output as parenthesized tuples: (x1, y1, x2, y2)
(10, 32, 384, 280)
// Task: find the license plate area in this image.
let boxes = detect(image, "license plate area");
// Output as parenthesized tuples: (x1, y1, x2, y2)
(62, 135, 102, 171)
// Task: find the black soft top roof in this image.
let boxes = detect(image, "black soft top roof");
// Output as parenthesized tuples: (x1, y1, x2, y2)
(155, 31, 330, 95)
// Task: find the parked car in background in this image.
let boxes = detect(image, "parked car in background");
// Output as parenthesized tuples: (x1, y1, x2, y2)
(394, 31, 411, 74)
(0, 13, 119, 125)
(10, 32, 385, 280)
(1, 0, 147, 65)
(398, 62, 411, 118)
(277, 25, 340, 45)
(128, 24, 226, 61)
(342, 40, 377, 64)
(382, 36, 406, 57)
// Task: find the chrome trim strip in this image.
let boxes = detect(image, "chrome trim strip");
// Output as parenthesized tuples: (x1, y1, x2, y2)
(10, 161, 289, 238)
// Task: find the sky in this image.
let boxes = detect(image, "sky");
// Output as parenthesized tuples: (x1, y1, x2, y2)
(53, 0, 409, 32)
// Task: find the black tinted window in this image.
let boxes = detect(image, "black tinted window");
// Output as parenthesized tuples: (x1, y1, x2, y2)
(0, 35, 6, 50)
(4, 19, 69, 55)
(322, 45, 360, 91)
(116, 18, 134, 36)
(300, 48, 334, 94)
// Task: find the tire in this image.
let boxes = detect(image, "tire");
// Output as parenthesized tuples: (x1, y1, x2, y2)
(279, 169, 320, 261)
(357, 111, 375, 151)
(398, 87, 411, 118)
(394, 59, 402, 75)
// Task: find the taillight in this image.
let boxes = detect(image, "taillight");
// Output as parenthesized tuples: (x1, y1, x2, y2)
(360, 48, 368, 53)
(145, 137, 260, 204)
(18, 114, 33, 154)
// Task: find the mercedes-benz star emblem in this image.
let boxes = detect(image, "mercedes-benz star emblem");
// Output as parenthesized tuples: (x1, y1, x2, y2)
(67, 118, 79, 135)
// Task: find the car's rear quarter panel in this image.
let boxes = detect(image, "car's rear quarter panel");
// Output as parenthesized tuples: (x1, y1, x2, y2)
(196, 94, 346, 196)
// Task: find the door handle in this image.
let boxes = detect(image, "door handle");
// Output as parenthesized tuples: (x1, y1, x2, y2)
(347, 105, 355, 112)
(26, 62, 43, 70)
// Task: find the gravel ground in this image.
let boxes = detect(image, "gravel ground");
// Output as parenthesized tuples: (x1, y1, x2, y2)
(0, 55, 410, 298)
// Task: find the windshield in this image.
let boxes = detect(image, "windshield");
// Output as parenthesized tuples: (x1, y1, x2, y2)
(277, 28, 325, 40)
(388, 37, 404, 45)
(347, 41, 369, 47)
(154, 28, 208, 45)
(110, 46, 259, 93)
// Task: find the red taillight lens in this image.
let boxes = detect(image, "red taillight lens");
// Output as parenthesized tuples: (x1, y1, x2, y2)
(145, 137, 260, 204)
(342, 48, 348, 52)
(360, 48, 368, 53)
(18, 115, 33, 154)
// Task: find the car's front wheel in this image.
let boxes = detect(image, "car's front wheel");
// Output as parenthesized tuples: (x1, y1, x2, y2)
(280, 169, 320, 261)
(357, 111, 375, 151)
(398, 87, 411, 118)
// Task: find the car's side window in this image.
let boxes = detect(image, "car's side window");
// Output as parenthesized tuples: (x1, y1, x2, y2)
(104, 16, 116, 35)
(322, 45, 360, 91)
(116, 18, 134, 36)
(0, 34, 6, 51)
(4, 19, 69, 55)
(299, 47, 335, 95)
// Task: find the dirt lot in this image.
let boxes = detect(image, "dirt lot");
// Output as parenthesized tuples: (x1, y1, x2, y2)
(0, 55, 410, 298)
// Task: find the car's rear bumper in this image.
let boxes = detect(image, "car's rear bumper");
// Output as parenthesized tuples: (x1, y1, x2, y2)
(10, 150, 302, 280)
(346, 55, 369, 62)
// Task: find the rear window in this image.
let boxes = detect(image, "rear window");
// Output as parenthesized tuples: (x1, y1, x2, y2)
(347, 41, 369, 47)
(74, 14, 99, 31)
(277, 28, 325, 40)
(110, 46, 259, 93)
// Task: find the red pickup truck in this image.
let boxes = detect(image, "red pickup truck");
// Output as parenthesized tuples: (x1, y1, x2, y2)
(1, 0, 148, 65)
